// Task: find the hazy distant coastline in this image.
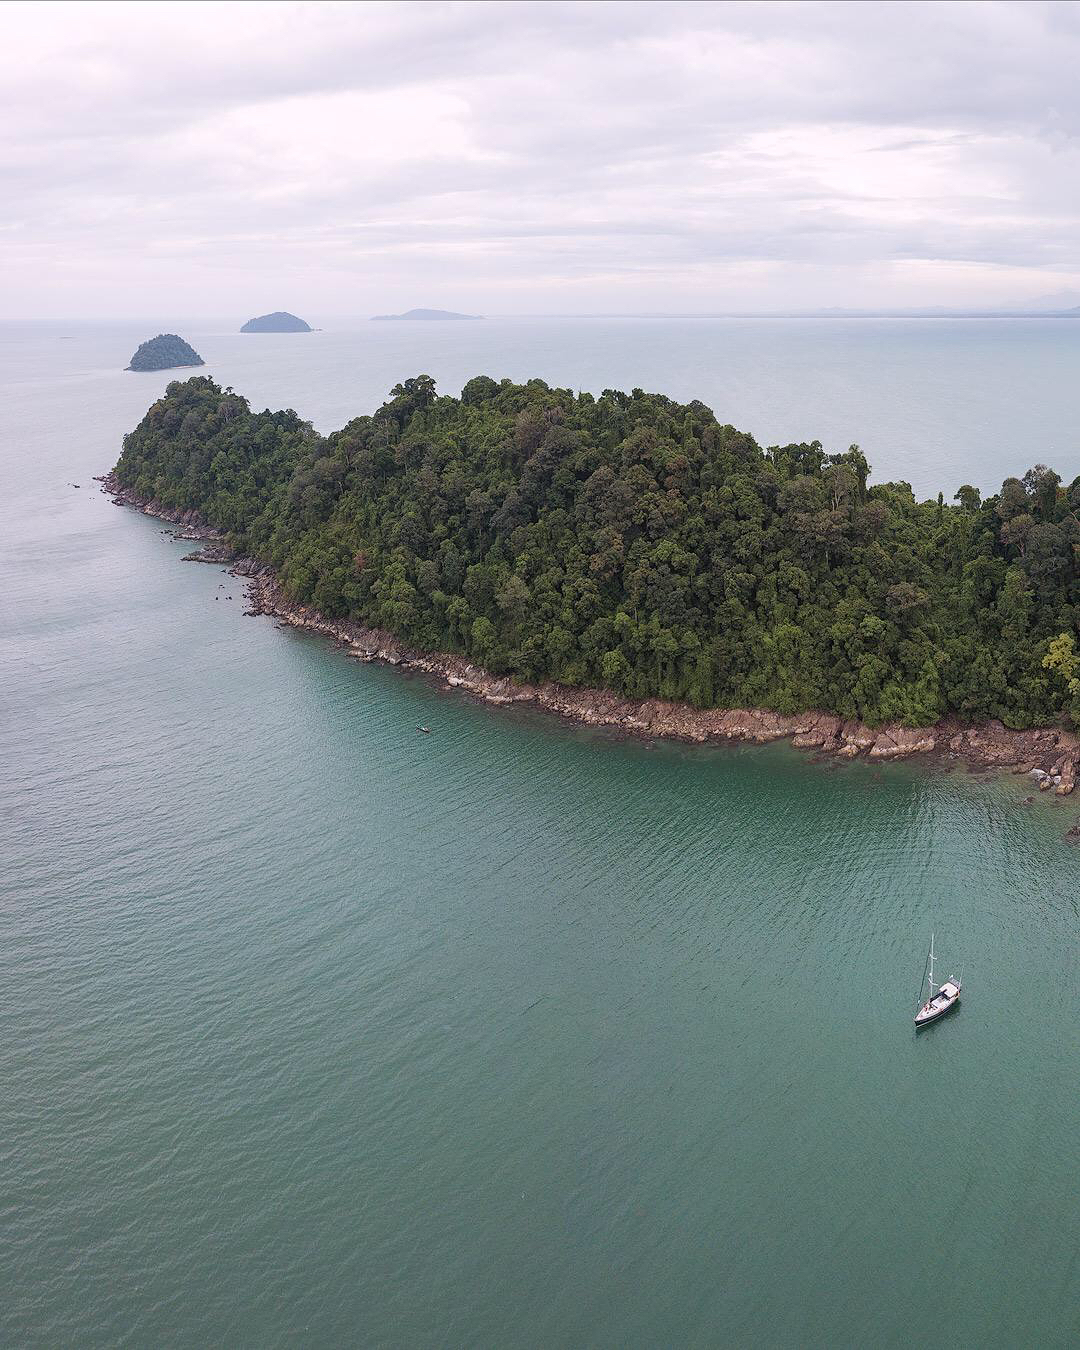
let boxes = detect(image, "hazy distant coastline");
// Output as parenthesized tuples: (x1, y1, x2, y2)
(493, 306, 1080, 320)
(372, 308, 481, 321)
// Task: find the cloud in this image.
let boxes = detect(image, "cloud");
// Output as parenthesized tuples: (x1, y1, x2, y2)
(3, 0, 1080, 315)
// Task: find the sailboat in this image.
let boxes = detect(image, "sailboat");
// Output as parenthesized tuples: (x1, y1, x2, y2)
(914, 933, 962, 1028)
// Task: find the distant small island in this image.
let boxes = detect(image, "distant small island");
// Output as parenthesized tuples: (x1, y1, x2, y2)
(126, 334, 204, 372)
(240, 311, 312, 333)
(371, 308, 481, 321)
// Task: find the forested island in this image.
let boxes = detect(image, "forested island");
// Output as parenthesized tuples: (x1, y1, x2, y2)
(112, 375, 1080, 734)
(126, 334, 204, 371)
(240, 311, 312, 333)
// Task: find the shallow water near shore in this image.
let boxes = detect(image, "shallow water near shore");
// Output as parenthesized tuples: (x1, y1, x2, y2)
(1, 321, 1078, 1346)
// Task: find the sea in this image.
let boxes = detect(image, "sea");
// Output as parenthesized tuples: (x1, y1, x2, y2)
(1, 317, 1078, 1347)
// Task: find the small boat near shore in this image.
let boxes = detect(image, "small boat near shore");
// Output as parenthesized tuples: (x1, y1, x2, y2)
(915, 933, 962, 1028)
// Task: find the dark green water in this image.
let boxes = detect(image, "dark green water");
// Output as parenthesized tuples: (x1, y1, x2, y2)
(2, 322, 1078, 1346)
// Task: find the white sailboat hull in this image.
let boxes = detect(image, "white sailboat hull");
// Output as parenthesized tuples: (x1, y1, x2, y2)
(915, 984, 961, 1027)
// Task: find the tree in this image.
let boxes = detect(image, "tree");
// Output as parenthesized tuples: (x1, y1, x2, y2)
(112, 372, 1080, 732)
(1043, 633, 1080, 724)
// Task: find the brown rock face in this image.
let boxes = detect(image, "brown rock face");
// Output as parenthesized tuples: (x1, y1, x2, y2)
(868, 726, 937, 760)
(840, 721, 875, 752)
(792, 714, 842, 749)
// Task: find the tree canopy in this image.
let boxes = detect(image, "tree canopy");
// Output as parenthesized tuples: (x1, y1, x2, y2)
(114, 374, 1080, 729)
(125, 334, 204, 372)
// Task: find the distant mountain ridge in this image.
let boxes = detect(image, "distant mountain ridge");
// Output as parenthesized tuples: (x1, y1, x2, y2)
(372, 308, 481, 321)
(240, 311, 312, 333)
(126, 334, 204, 372)
(1019, 289, 1080, 311)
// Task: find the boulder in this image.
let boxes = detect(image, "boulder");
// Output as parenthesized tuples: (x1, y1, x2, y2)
(792, 713, 842, 749)
(868, 726, 936, 760)
(840, 720, 875, 752)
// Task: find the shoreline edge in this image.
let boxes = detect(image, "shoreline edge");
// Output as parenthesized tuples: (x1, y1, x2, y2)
(101, 475, 1080, 835)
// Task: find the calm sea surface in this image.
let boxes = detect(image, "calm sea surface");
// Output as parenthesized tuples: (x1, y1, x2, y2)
(1, 319, 1078, 1347)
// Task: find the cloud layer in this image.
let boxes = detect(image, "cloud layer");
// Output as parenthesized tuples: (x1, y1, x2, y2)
(4, 0, 1080, 316)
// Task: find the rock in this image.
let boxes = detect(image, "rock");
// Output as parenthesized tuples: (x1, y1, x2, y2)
(792, 713, 842, 749)
(1056, 760, 1075, 795)
(868, 726, 936, 759)
(839, 720, 875, 753)
(181, 543, 232, 563)
(1039, 777, 1054, 790)
(1030, 768, 1048, 779)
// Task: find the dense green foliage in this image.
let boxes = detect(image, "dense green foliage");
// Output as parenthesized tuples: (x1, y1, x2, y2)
(115, 375, 1080, 728)
(126, 334, 204, 372)
(240, 312, 312, 333)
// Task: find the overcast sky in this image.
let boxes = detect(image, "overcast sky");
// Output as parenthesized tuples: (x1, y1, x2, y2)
(4, 0, 1080, 318)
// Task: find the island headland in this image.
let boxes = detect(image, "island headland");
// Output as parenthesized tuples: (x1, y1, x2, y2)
(371, 308, 481, 320)
(125, 334, 204, 371)
(240, 311, 312, 333)
(104, 373, 1080, 823)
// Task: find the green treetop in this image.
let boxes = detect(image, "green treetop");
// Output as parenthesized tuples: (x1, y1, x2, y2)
(113, 375, 1080, 729)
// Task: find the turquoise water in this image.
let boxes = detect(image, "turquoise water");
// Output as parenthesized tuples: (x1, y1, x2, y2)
(1, 321, 1078, 1347)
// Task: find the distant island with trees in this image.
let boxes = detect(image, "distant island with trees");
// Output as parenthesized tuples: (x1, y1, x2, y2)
(240, 311, 312, 333)
(111, 374, 1080, 734)
(372, 309, 481, 321)
(126, 334, 204, 372)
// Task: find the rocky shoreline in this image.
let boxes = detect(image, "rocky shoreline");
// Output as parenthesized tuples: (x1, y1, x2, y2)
(102, 475, 1080, 836)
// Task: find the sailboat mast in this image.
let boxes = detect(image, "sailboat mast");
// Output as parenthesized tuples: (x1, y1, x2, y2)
(928, 932, 935, 995)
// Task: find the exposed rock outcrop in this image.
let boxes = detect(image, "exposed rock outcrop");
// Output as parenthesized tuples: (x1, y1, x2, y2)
(868, 727, 937, 760)
(101, 474, 220, 536)
(240, 566, 1080, 783)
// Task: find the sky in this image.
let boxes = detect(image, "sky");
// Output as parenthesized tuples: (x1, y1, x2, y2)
(4, 0, 1080, 319)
